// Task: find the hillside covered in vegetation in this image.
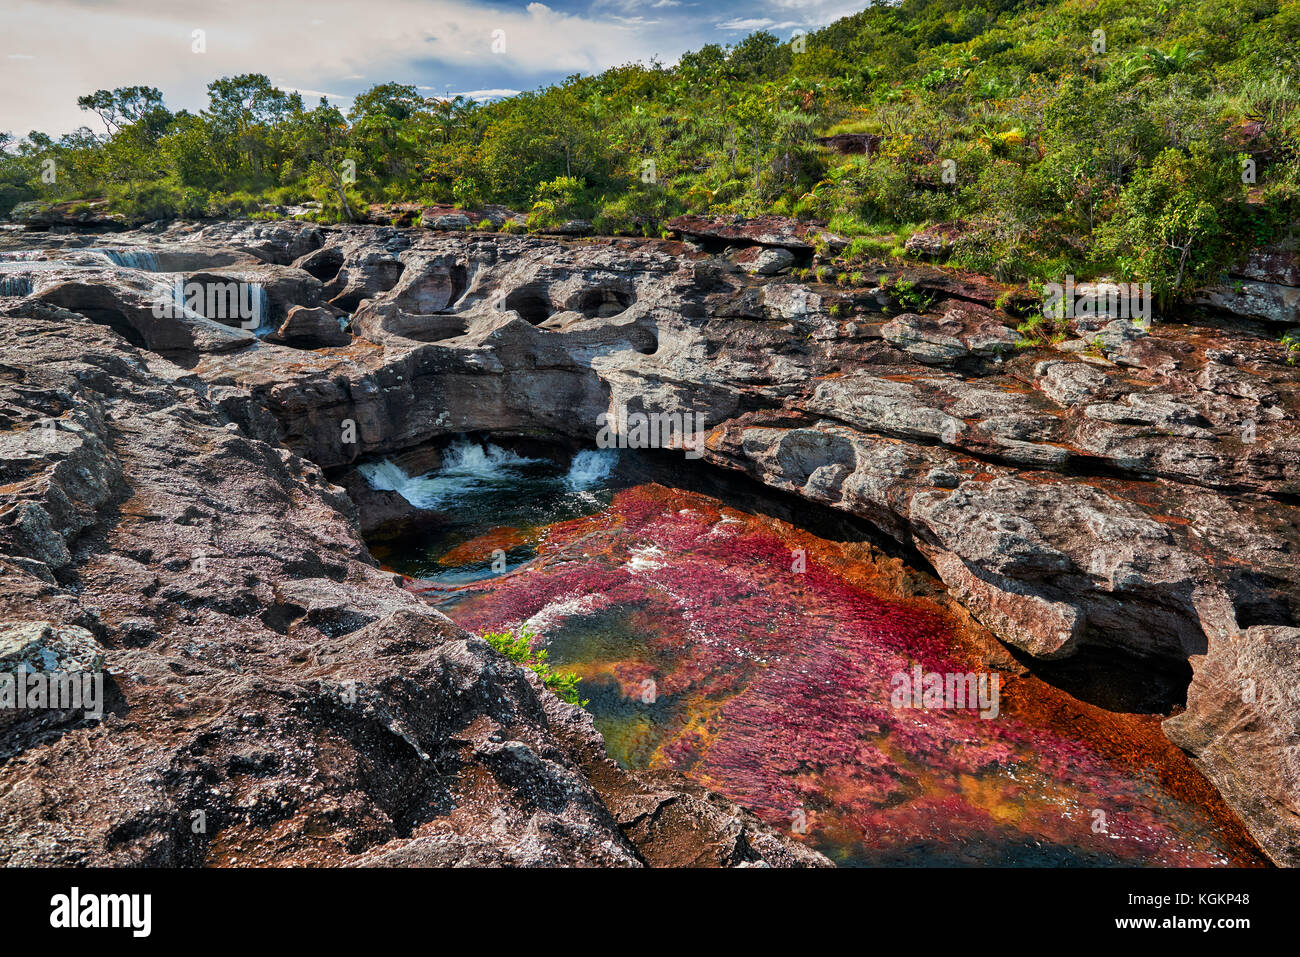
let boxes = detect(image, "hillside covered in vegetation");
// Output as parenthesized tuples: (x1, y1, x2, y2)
(3, 0, 1298, 300)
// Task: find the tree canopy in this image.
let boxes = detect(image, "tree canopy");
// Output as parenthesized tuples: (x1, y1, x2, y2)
(3, 0, 1297, 298)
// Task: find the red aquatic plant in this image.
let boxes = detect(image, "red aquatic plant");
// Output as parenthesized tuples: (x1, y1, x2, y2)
(410, 484, 1251, 867)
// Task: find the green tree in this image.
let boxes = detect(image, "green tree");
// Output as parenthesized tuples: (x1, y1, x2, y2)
(1098, 141, 1248, 302)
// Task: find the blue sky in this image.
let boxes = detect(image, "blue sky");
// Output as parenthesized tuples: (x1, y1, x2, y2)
(2, 0, 869, 136)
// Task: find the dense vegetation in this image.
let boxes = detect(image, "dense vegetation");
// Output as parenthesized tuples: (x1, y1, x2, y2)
(3, 0, 1298, 299)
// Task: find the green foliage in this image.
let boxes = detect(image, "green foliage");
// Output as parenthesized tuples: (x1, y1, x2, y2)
(1283, 329, 1300, 365)
(1016, 311, 1070, 347)
(1096, 141, 1250, 303)
(105, 177, 206, 220)
(482, 627, 587, 707)
(527, 175, 593, 230)
(1, 0, 1296, 297)
(880, 275, 937, 312)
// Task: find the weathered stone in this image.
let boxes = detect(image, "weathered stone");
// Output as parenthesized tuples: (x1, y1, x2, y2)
(733, 245, 795, 276)
(1194, 245, 1300, 324)
(9, 199, 129, 232)
(1164, 626, 1300, 868)
(0, 288, 824, 868)
(2, 218, 1298, 866)
(0, 620, 105, 733)
(903, 222, 968, 260)
(268, 305, 350, 348)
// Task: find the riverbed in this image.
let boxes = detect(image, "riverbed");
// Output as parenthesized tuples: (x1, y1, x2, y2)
(366, 438, 1266, 867)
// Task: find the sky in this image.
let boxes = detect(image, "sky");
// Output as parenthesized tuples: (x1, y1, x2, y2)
(1, 0, 869, 137)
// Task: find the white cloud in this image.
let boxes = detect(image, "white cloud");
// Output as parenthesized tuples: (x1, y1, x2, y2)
(2, 0, 859, 136)
(716, 17, 775, 30)
(0, 0, 685, 135)
(283, 88, 354, 106)
(444, 88, 521, 101)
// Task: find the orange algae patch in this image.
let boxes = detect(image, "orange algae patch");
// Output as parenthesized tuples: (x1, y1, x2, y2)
(436, 526, 534, 566)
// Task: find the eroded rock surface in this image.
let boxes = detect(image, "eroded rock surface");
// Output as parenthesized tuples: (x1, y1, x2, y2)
(2, 216, 1297, 866)
(0, 295, 823, 868)
(1195, 245, 1300, 325)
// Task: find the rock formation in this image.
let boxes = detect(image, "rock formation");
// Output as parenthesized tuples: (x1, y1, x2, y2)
(1, 214, 1297, 866)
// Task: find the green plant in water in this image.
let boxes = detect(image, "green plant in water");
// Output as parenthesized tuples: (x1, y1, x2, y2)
(482, 627, 588, 707)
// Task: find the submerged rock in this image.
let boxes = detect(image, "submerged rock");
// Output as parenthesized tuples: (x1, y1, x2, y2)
(423, 483, 1263, 866)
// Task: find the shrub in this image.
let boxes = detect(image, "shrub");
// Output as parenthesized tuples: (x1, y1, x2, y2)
(1282, 329, 1300, 366)
(482, 627, 587, 707)
(880, 276, 935, 312)
(527, 175, 593, 230)
(106, 179, 206, 220)
(1096, 141, 1249, 305)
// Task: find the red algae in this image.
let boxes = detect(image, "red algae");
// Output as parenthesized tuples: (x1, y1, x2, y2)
(410, 483, 1266, 867)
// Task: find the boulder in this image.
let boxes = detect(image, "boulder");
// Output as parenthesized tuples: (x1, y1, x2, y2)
(0, 620, 105, 733)
(267, 305, 350, 348)
(732, 245, 795, 276)
(880, 305, 1021, 364)
(903, 222, 968, 260)
(421, 209, 474, 231)
(9, 199, 128, 232)
(1194, 245, 1300, 324)
(1165, 626, 1300, 868)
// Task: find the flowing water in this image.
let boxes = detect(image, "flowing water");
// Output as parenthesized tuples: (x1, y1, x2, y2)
(92, 248, 162, 271)
(367, 438, 1266, 867)
(0, 244, 274, 335)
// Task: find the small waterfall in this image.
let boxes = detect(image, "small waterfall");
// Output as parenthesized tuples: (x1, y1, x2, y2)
(0, 275, 33, 297)
(358, 458, 416, 492)
(98, 248, 161, 271)
(440, 438, 539, 474)
(566, 449, 617, 490)
(358, 439, 543, 510)
(162, 276, 272, 333)
(356, 458, 452, 509)
(247, 282, 272, 335)
(168, 276, 199, 318)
